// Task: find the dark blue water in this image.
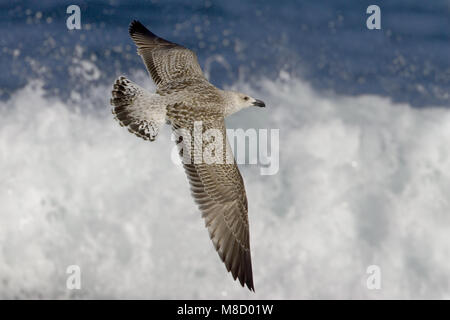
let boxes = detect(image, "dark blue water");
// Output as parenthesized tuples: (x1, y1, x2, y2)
(0, 0, 449, 106)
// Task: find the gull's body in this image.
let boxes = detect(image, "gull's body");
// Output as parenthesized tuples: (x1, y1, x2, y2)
(110, 20, 265, 291)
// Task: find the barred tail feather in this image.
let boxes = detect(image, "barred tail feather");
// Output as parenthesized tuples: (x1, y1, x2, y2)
(110, 76, 164, 141)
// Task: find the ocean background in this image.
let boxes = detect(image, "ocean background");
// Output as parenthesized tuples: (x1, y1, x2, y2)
(0, 0, 449, 299)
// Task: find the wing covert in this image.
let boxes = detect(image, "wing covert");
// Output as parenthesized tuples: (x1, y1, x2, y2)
(129, 20, 205, 87)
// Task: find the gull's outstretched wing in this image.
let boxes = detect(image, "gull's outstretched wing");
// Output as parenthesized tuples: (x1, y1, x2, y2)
(128, 20, 205, 87)
(184, 161, 254, 291)
(168, 105, 254, 291)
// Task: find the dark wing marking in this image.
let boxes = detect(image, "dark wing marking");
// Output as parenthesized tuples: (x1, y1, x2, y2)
(129, 20, 205, 87)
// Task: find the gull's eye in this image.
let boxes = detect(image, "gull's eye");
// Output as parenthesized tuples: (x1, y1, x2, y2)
(244, 96, 249, 101)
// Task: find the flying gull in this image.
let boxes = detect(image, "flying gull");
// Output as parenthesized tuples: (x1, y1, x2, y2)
(110, 20, 265, 291)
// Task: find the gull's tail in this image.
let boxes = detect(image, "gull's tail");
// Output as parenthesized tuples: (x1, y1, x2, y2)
(110, 76, 165, 141)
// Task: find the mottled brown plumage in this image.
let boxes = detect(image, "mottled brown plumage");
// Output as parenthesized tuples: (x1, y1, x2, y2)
(110, 20, 266, 291)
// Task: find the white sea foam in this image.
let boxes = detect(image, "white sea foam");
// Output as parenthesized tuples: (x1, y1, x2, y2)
(1, 74, 450, 299)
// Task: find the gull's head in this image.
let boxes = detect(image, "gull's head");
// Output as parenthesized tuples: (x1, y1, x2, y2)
(224, 91, 266, 116)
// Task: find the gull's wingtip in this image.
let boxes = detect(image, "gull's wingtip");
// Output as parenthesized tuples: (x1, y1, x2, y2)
(129, 20, 143, 36)
(129, 20, 157, 39)
(246, 274, 255, 292)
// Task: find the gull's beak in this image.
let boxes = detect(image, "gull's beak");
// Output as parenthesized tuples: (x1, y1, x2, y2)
(252, 99, 266, 108)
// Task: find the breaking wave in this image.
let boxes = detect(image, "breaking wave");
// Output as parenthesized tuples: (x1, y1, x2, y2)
(1, 72, 450, 299)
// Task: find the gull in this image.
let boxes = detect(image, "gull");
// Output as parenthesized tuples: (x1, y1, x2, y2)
(110, 20, 265, 291)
